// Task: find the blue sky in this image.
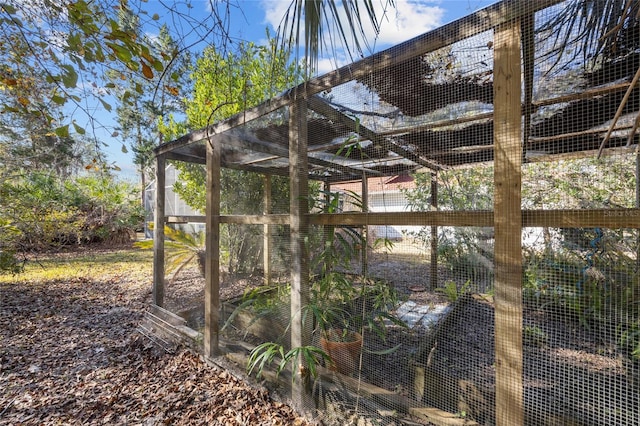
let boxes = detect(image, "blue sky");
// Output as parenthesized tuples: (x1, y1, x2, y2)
(101, 0, 497, 180)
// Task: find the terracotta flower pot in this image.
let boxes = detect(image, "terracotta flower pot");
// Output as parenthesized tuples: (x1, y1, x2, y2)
(320, 330, 363, 376)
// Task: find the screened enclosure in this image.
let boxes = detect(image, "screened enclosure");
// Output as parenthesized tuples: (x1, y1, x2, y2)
(145, 1, 640, 424)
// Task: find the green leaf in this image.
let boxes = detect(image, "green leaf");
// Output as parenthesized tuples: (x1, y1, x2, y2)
(121, 144, 128, 153)
(52, 95, 66, 105)
(106, 41, 133, 64)
(72, 122, 85, 135)
(61, 65, 78, 88)
(54, 125, 70, 138)
(99, 98, 112, 112)
(2, 4, 17, 14)
(364, 343, 403, 355)
(152, 59, 163, 72)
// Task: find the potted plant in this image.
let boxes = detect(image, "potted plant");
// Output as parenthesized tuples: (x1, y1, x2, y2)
(230, 190, 407, 380)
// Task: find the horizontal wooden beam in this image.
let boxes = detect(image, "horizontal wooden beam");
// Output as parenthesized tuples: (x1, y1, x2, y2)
(166, 214, 290, 225)
(310, 211, 493, 227)
(166, 215, 206, 223)
(221, 215, 291, 225)
(165, 209, 640, 229)
(310, 209, 640, 229)
(307, 96, 443, 171)
(523, 209, 640, 229)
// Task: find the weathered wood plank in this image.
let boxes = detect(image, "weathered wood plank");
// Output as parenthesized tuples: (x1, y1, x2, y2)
(430, 172, 439, 290)
(493, 19, 523, 426)
(289, 99, 311, 410)
(307, 95, 443, 171)
(309, 211, 494, 227)
(263, 175, 272, 286)
(204, 138, 221, 358)
(164, 209, 640, 229)
(153, 155, 166, 307)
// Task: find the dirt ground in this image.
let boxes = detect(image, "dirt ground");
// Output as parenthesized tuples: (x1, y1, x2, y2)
(164, 250, 640, 426)
(5, 237, 637, 426)
(0, 247, 312, 426)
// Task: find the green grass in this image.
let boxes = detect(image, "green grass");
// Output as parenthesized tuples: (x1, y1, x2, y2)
(0, 247, 153, 284)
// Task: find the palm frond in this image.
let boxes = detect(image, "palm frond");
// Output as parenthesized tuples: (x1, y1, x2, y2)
(538, 0, 639, 72)
(277, 0, 395, 75)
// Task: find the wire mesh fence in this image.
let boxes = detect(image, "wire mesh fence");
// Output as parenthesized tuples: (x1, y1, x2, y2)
(150, 0, 640, 424)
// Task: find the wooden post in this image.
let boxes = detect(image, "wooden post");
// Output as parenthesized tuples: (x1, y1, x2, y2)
(493, 19, 524, 426)
(289, 98, 311, 410)
(153, 154, 166, 307)
(430, 171, 438, 290)
(205, 137, 221, 358)
(636, 152, 640, 272)
(323, 180, 333, 273)
(521, 13, 535, 160)
(263, 174, 272, 286)
(361, 177, 368, 276)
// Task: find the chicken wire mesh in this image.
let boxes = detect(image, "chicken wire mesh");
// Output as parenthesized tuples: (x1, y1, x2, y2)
(150, 0, 640, 424)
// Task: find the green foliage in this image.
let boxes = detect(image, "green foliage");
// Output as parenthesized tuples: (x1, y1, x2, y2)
(0, 171, 142, 273)
(160, 37, 301, 275)
(247, 342, 331, 381)
(618, 321, 640, 361)
(276, 0, 388, 75)
(0, 1, 168, 135)
(436, 280, 471, 303)
(403, 167, 494, 287)
(135, 225, 207, 281)
(233, 189, 406, 380)
(523, 325, 548, 347)
(186, 38, 300, 128)
(0, 219, 22, 274)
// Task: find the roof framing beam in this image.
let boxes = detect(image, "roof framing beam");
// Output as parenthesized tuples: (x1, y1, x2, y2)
(307, 96, 444, 171)
(155, 0, 563, 160)
(214, 128, 383, 180)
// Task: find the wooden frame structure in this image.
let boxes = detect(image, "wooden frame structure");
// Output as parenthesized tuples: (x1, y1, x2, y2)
(151, 0, 640, 423)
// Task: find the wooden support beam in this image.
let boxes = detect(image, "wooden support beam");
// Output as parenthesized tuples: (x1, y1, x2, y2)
(204, 138, 221, 358)
(493, 19, 523, 426)
(361, 177, 368, 276)
(307, 95, 443, 171)
(430, 172, 438, 291)
(312, 209, 640, 228)
(311, 211, 494, 227)
(263, 175, 272, 286)
(289, 98, 312, 411)
(153, 155, 166, 307)
(214, 128, 378, 180)
(166, 208, 640, 229)
(521, 13, 535, 154)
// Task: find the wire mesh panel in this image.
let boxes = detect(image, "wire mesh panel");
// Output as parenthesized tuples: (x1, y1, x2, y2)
(151, 0, 640, 424)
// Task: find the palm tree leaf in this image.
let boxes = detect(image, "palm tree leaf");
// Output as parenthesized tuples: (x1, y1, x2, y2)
(277, 0, 394, 75)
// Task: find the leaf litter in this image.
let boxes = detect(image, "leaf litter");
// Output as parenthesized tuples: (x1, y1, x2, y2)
(0, 248, 312, 425)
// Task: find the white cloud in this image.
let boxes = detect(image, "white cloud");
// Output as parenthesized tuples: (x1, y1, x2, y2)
(260, 0, 293, 32)
(375, 0, 445, 45)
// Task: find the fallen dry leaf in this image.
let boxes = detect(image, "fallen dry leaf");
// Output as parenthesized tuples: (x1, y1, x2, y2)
(0, 248, 313, 426)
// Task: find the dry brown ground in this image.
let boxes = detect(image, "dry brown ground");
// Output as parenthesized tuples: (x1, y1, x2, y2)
(0, 246, 312, 426)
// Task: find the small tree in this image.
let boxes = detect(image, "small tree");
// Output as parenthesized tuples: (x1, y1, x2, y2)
(161, 37, 301, 274)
